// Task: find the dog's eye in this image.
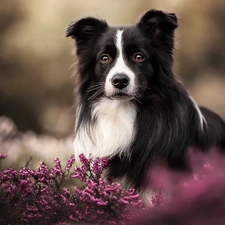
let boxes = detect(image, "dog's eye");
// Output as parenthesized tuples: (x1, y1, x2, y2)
(100, 54, 110, 63)
(134, 53, 144, 62)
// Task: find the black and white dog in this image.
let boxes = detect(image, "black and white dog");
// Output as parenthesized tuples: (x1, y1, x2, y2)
(66, 10, 225, 190)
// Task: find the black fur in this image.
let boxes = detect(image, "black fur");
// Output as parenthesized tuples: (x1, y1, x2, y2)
(67, 10, 225, 190)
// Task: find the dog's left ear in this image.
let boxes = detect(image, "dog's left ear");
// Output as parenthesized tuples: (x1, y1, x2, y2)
(65, 17, 108, 45)
(138, 10, 178, 47)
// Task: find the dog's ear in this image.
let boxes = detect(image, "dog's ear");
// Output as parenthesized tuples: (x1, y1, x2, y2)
(137, 10, 177, 48)
(66, 17, 108, 44)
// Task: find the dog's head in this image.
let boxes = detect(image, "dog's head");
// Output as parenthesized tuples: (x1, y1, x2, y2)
(66, 10, 178, 102)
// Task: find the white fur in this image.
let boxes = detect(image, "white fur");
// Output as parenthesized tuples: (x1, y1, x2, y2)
(74, 98, 137, 158)
(189, 96, 207, 130)
(105, 30, 135, 96)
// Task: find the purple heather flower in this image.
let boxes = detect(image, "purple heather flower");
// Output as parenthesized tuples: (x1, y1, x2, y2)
(66, 155, 75, 171)
(79, 154, 89, 168)
(92, 157, 102, 174)
(0, 153, 7, 159)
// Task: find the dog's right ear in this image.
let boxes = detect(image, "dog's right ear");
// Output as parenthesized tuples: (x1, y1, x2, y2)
(65, 17, 108, 45)
(137, 10, 177, 53)
(137, 10, 178, 37)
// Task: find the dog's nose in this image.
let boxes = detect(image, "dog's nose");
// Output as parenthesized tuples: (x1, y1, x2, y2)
(111, 74, 130, 89)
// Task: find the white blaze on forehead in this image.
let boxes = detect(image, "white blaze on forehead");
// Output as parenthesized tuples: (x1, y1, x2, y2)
(105, 29, 135, 96)
(116, 29, 124, 59)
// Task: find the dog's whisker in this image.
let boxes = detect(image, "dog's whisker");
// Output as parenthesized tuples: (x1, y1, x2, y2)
(87, 85, 101, 90)
(87, 83, 103, 92)
(134, 93, 142, 104)
(88, 91, 102, 100)
(86, 86, 102, 92)
(137, 84, 152, 91)
(88, 83, 103, 88)
(87, 89, 104, 100)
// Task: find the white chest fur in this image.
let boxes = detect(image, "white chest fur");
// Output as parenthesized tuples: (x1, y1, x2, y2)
(74, 98, 137, 158)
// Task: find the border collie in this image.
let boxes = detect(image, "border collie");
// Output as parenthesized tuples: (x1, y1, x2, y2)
(66, 10, 225, 190)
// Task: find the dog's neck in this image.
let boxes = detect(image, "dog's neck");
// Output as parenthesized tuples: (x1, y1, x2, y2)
(74, 98, 137, 158)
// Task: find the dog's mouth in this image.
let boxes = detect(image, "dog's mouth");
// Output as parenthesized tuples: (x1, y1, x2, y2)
(108, 92, 134, 100)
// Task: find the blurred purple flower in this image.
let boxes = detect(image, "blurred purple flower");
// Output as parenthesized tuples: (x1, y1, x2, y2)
(130, 150, 225, 225)
(0, 153, 7, 159)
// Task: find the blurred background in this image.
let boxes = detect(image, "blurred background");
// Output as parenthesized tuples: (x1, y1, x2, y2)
(0, 0, 225, 168)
